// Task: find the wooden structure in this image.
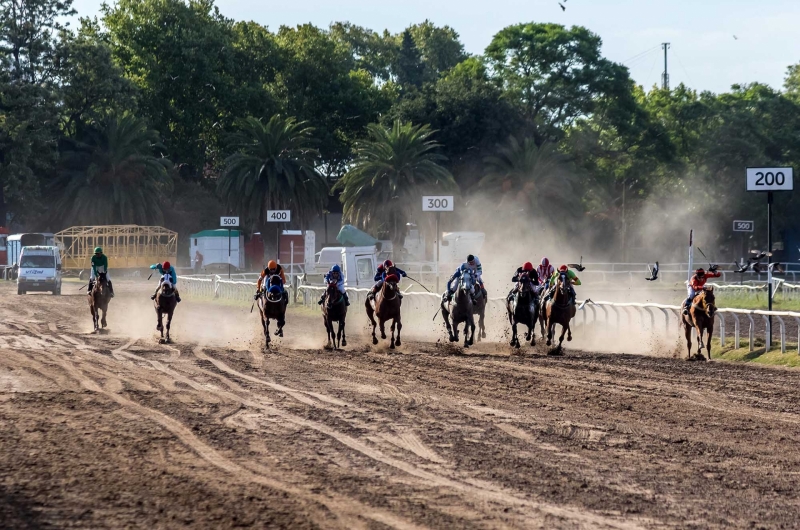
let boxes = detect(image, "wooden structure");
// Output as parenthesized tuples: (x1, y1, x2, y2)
(55, 225, 178, 270)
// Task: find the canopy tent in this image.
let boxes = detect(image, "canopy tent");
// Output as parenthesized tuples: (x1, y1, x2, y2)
(336, 224, 377, 247)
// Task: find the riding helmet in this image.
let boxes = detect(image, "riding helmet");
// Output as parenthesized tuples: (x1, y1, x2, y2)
(163, 261, 171, 270)
(523, 262, 534, 271)
(559, 264, 568, 272)
(331, 264, 341, 273)
(541, 257, 549, 267)
(696, 268, 705, 276)
(467, 254, 475, 263)
(267, 260, 278, 270)
(383, 259, 394, 268)
(94, 247, 103, 254)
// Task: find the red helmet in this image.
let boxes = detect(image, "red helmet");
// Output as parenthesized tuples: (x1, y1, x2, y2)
(695, 268, 705, 276)
(541, 257, 550, 267)
(523, 262, 534, 271)
(559, 264, 568, 272)
(163, 261, 171, 270)
(383, 259, 394, 268)
(377, 264, 384, 271)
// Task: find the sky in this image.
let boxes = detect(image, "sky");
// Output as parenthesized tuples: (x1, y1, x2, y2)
(70, 0, 800, 94)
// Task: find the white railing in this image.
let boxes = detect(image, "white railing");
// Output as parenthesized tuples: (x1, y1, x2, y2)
(296, 285, 800, 355)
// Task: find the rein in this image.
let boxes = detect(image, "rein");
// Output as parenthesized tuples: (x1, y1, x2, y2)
(380, 282, 398, 301)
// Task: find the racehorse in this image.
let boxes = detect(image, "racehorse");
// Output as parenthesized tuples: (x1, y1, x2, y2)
(543, 270, 576, 350)
(322, 281, 347, 349)
(154, 274, 177, 343)
(681, 286, 715, 360)
(257, 275, 287, 349)
(88, 272, 112, 333)
(506, 273, 538, 349)
(366, 268, 402, 348)
(472, 283, 487, 342)
(441, 270, 476, 348)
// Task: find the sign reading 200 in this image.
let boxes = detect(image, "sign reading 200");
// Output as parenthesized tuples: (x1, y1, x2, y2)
(746, 167, 794, 191)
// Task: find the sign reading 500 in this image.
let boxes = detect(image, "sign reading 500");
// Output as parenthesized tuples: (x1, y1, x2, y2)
(746, 167, 794, 192)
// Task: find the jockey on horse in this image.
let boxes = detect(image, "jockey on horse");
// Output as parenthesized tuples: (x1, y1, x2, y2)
(88, 247, 115, 297)
(446, 254, 486, 303)
(150, 261, 181, 303)
(368, 259, 407, 300)
(255, 260, 288, 304)
(537, 257, 554, 289)
(542, 265, 581, 305)
(508, 262, 540, 300)
(318, 264, 350, 306)
(683, 266, 721, 315)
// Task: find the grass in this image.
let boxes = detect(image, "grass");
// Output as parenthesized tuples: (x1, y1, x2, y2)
(716, 292, 800, 312)
(710, 337, 800, 368)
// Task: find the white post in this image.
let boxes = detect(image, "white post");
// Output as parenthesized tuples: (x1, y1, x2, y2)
(687, 229, 694, 282)
(290, 241, 295, 281)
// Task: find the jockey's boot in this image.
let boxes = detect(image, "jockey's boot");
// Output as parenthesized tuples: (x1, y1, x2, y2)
(253, 291, 261, 301)
(88, 280, 94, 293)
(108, 281, 115, 298)
(683, 299, 691, 315)
(175, 289, 182, 303)
(344, 292, 350, 306)
(282, 290, 289, 305)
(318, 295, 325, 305)
(150, 287, 158, 300)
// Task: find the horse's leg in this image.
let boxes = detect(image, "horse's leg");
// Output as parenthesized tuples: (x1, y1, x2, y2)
(480, 308, 486, 339)
(157, 309, 163, 336)
(336, 319, 343, 349)
(683, 320, 693, 359)
(466, 315, 475, 347)
(389, 319, 396, 350)
(442, 306, 455, 342)
(366, 301, 378, 345)
(545, 311, 553, 346)
(379, 315, 387, 340)
(706, 324, 713, 360)
(511, 319, 519, 348)
(165, 310, 172, 342)
(264, 317, 271, 347)
(341, 317, 347, 347)
(695, 325, 704, 357)
(558, 322, 568, 348)
(395, 316, 401, 347)
(324, 317, 333, 349)
(567, 319, 573, 342)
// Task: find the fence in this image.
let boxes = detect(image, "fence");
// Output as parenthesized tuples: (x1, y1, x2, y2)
(296, 285, 800, 356)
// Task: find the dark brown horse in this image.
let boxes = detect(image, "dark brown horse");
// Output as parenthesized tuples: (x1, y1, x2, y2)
(543, 271, 576, 350)
(681, 287, 715, 360)
(506, 273, 537, 349)
(441, 271, 476, 348)
(472, 286, 487, 342)
(88, 272, 112, 333)
(154, 274, 177, 343)
(322, 282, 347, 349)
(258, 275, 287, 349)
(366, 270, 402, 349)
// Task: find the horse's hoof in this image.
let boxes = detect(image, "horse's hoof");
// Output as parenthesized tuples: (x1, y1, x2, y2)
(372, 337, 379, 345)
(481, 332, 486, 339)
(390, 342, 395, 350)
(279, 330, 284, 337)
(341, 339, 347, 347)
(381, 332, 386, 339)
(395, 339, 401, 347)
(546, 340, 552, 346)
(514, 342, 520, 349)
(567, 335, 572, 342)
(449, 336, 456, 342)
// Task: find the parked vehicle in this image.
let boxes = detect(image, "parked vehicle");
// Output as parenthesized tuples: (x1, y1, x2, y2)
(17, 246, 62, 295)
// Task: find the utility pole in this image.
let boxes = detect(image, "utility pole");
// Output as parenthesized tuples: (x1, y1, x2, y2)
(661, 42, 670, 90)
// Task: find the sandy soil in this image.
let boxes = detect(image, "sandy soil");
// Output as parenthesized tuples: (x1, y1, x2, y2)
(2, 280, 800, 529)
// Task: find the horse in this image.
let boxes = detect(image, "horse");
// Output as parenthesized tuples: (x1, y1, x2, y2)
(543, 271, 576, 350)
(366, 268, 402, 349)
(506, 273, 538, 349)
(472, 283, 487, 342)
(154, 274, 177, 343)
(681, 286, 716, 360)
(257, 275, 287, 349)
(441, 271, 476, 348)
(88, 272, 112, 333)
(322, 281, 347, 349)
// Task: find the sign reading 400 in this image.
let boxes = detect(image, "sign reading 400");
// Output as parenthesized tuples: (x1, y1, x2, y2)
(267, 210, 291, 222)
(422, 196, 454, 212)
(746, 167, 794, 192)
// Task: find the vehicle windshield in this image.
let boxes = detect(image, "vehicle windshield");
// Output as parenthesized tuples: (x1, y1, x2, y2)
(20, 255, 55, 268)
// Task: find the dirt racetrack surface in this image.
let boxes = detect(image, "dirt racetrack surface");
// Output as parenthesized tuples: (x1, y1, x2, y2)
(2, 281, 800, 529)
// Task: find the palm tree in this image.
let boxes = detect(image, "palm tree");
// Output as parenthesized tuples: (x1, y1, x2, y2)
(480, 136, 575, 220)
(51, 113, 172, 226)
(218, 115, 328, 260)
(336, 120, 456, 247)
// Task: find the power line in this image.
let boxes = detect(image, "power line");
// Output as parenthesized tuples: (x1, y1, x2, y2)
(621, 45, 661, 65)
(672, 48, 695, 88)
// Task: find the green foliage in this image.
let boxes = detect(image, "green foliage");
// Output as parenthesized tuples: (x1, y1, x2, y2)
(218, 115, 328, 230)
(336, 121, 455, 243)
(50, 113, 172, 226)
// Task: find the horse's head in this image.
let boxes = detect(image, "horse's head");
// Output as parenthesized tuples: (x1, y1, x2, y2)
(96, 272, 108, 290)
(459, 269, 474, 292)
(160, 275, 175, 296)
(518, 273, 532, 291)
(702, 286, 716, 310)
(326, 281, 341, 303)
(269, 274, 282, 287)
(557, 271, 570, 293)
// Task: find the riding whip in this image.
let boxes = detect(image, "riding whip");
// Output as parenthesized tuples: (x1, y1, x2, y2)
(405, 275, 433, 294)
(147, 273, 153, 281)
(78, 285, 87, 291)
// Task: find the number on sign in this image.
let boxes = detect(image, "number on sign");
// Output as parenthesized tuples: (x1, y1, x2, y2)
(270, 211, 288, 221)
(427, 198, 448, 209)
(755, 172, 786, 187)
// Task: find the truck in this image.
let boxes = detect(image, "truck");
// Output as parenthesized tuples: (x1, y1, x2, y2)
(438, 231, 485, 269)
(309, 246, 378, 288)
(6, 233, 56, 279)
(189, 229, 245, 271)
(16, 246, 62, 295)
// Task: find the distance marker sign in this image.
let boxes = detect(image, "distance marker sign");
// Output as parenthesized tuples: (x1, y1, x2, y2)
(422, 196, 454, 212)
(746, 167, 793, 192)
(267, 210, 291, 222)
(733, 220, 754, 232)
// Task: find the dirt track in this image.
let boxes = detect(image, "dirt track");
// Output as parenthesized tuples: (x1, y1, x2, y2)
(2, 281, 800, 529)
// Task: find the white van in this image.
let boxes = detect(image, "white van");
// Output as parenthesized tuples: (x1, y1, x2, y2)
(17, 246, 62, 295)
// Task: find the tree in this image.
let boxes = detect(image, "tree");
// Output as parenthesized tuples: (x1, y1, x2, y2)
(218, 115, 328, 259)
(49, 113, 172, 226)
(393, 29, 426, 89)
(407, 21, 466, 78)
(480, 136, 577, 221)
(336, 121, 456, 246)
(785, 63, 800, 99)
(485, 23, 631, 144)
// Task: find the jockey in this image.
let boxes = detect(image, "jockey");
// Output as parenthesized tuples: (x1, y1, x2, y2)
(543, 265, 581, 304)
(445, 263, 476, 302)
(683, 267, 721, 314)
(150, 261, 181, 303)
(537, 257, 554, 286)
(88, 246, 115, 297)
(368, 259, 407, 300)
(318, 264, 350, 306)
(464, 254, 487, 300)
(508, 262, 540, 300)
(255, 260, 288, 304)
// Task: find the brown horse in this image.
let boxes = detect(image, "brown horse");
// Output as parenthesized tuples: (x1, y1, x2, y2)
(472, 286, 487, 342)
(681, 287, 715, 360)
(322, 282, 347, 349)
(441, 271, 476, 348)
(88, 272, 112, 333)
(154, 274, 177, 343)
(366, 270, 402, 349)
(258, 276, 287, 349)
(543, 271, 576, 350)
